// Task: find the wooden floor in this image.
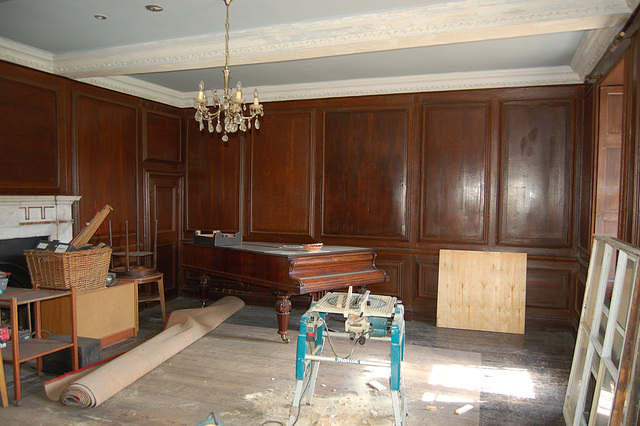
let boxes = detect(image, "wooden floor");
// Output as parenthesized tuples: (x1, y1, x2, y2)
(1, 296, 575, 425)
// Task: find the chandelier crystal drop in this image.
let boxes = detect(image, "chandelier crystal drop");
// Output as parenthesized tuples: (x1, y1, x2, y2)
(193, 0, 264, 142)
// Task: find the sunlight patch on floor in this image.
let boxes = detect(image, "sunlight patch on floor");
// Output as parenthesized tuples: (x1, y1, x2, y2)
(428, 364, 536, 399)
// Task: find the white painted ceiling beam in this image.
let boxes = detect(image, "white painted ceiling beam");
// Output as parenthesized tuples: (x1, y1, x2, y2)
(54, 0, 632, 78)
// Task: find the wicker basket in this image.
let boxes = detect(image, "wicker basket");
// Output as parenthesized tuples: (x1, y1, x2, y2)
(24, 247, 112, 294)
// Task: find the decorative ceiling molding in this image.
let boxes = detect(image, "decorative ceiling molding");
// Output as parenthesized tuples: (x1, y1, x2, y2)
(79, 66, 582, 108)
(0, 0, 632, 107)
(0, 37, 53, 73)
(77, 75, 187, 107)
(53, 0, 631, 78)
(571, 26, 623, 80)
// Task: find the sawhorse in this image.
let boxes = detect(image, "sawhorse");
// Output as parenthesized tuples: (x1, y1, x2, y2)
(288, 299, 407, 425)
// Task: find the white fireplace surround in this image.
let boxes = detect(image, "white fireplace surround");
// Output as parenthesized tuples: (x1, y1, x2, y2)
(0, 195, 81, 242)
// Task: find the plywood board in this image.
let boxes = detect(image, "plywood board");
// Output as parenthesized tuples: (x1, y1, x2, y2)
(437, 249, 527, 334)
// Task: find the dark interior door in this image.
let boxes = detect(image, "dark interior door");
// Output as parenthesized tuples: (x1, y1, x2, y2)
(147, 172, 183, 298)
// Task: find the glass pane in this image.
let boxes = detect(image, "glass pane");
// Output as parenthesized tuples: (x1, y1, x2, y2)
(583, 243, 606, 329)
(612, 330, 624, 368)
(603, 247, 619, 309)
(584, 371, 598, 424)
(593, 369, 616, 425)
(567, 332, 590, 419)
(591, 352, 601, 378)
(616, 257, 636, 330)
(597, 309, 608, 348)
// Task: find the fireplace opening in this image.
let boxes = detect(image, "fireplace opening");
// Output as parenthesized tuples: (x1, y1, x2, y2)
(0, 236, 44, 288)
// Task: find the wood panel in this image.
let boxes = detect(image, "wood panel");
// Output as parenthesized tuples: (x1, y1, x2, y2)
(73, 92, 138, 238)
(186, 119, 241, 232)
(414, 255, 438, 302)
(0, 64, 67, 193)
(322, 108, 409, 240)
(147, 172, 183, 297)
(499, 100, 574, 247)
(436, 249, 527, 334)
(247, 110, 314, 239)
(526, 265, 570, 310)
(578, 86, 596, 254)
(594, 86, 623, 237)
(367, 252, 408, 299)
(419, 103, 490, 244)
(143, 109, 182, 164)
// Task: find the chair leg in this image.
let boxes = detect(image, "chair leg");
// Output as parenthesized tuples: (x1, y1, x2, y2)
(0, 348, 8, 407)
(157, 276, 166, 323)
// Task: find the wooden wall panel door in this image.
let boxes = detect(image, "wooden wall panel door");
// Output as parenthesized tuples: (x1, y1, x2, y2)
(322, 108, 409, 241)
(578, 87, 596, 254)
(0, 66, 67, 194)
(594, 86, 623, 238)
(186, 120, 242, 232)
(147, 172, 182, 297)
(499, 100, 574, 247)
(247, 110, 314, 240)
(74, 93, 138, 239)
(419, 103, 490, 244)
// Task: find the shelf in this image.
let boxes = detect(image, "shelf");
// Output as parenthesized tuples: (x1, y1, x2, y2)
(112, 250, 153, 257)
(138, 294, 161, 303)
(2, 338, 73, 364)
(0, 287, 77, 404)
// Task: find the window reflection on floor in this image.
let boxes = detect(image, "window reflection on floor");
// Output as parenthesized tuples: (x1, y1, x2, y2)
(428, 364, 536, 399)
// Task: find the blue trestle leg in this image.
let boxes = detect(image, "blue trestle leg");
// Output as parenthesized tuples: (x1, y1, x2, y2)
(289, 298, 406, 426)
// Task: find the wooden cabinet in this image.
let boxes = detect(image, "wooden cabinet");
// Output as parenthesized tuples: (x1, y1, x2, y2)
(41, 281, 137, 348)
(0, 287, 78, 405)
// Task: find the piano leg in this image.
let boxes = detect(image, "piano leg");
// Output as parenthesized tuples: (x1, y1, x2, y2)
(198, 275, 210, 308)
(275, 293, 292, 343)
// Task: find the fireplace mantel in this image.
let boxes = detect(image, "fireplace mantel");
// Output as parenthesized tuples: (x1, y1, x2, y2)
(0, 195, 81, 242)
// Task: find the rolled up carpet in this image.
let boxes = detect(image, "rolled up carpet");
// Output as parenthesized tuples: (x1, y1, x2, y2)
(48, 296, 244, 408)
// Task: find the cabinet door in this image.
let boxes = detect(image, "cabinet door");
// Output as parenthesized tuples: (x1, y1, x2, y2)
(147, 172, 183, 297)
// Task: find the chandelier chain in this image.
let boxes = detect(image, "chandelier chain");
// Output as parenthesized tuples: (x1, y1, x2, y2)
(224, 0, 230, 71)
(193, 0, 264, 142)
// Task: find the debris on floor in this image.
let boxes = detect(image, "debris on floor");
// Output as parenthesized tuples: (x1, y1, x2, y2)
(455, 403, 474, 415)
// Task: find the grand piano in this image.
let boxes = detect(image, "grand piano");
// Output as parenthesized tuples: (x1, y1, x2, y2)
(182, 242, 387, 342)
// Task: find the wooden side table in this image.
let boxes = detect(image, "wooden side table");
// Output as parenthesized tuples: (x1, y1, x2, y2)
(0, 287, 78, 405)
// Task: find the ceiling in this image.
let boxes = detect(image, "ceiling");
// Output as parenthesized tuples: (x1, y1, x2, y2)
(0, 0, 638, 108)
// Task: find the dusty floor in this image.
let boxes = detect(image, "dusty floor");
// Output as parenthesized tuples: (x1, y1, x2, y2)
(1, 297, 574, 425)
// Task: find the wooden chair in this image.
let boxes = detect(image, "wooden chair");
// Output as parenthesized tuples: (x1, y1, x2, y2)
(0, 346, 8, 407)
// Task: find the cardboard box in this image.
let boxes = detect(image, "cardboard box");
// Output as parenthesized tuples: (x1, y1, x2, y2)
(194, 231, 242, 247)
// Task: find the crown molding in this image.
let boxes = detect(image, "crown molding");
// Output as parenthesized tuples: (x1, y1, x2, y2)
(571, 26, 623, 80)
(75, 66, 581, 108)
(51, 0, 632, 78)
(250, 66, 583, 103)
(76, 76, 187, 107)
(0, 37, 53, 73)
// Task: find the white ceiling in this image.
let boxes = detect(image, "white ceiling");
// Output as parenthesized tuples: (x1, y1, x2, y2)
(0, 0, 637, 108)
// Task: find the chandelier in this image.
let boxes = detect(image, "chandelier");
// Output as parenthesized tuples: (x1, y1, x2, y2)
(194, 0, 264, 141)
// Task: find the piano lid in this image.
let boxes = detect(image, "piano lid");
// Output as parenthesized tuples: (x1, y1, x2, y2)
(200, 242, 374, 257)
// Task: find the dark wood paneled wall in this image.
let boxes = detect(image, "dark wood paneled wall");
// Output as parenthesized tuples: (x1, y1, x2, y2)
(184, 86, 585, 329)
(0, 62, 71, 194)
(5, 58, 618, 330)
(0, 61, 184, 297)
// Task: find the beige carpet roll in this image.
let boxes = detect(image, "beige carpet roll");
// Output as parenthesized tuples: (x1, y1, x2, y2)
(46, 296, 244, 408)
